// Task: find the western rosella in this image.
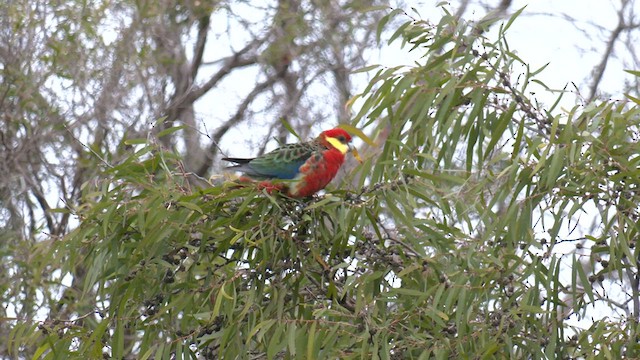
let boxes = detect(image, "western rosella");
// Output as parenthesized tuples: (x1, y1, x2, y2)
(222, 127, 361, 197)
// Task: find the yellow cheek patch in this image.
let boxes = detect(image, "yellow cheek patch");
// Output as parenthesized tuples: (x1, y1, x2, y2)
(326, 136, 349, 154)
(326, 136, 363, 163)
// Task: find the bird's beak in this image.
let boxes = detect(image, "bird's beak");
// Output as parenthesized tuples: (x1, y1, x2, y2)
(349, 143, 363, 163)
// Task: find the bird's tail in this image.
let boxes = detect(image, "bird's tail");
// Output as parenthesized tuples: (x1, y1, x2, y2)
(221, 157, 252, 165)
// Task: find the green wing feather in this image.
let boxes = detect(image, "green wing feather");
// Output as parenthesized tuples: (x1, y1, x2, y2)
(223, 141, 319, 179)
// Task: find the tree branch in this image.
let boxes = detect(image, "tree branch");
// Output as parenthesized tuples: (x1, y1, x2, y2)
(196, 75, 279, 176)
(191, 15, 210, 81)
(166, 38, 262, 120)
(587, 0, 632, 102)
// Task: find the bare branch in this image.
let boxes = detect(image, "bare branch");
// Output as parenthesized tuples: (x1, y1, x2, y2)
(588, 18, 625, 102)
(166, 39, 263, 120)
(587, 0, 640, 101)
(191, 15, 210, 81)
(453, 0, 471, 21)
(24, 176, 54, 235)
(196, 75, 280, 176)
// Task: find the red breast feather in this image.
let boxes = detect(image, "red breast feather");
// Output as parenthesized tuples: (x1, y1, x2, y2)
(288, 148, 346, 197)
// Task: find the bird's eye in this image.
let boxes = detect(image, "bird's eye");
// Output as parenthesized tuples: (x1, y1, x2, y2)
(337, 135, 346, 143)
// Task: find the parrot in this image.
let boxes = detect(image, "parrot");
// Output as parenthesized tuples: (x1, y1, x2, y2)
(222, 127, 361, 198)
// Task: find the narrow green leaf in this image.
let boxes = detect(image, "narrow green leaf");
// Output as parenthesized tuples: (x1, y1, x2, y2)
(376, 13, 391, 42)
(362, 5, 390, 12)
(403, 168, 466, 185)
(376, 8, 405, 43)
(31, 344, 50, 360)
(625, 93, 640, 106)
(113, 318, 124, 360)
(139, 346, 156, 360)
(574, 256, 594, 304)
(388, 21, 411, 45)
(481, 343, 500, 359)
(352, 64, 381, 74)
(154, 116, 169, 127)
(279, 117, 300, 140)
(545, 146, 565, 189)
(247, 319, 276, 345)
(484, 104, 516, 159)
(287, 322, 296, 356)
(624, 69, 640, 77)
(175, 343, 183, 360)
(177, 201, 203, 214)
(267, 326, 286, 359)
(338, 123, 376, 146)
(307, 321, 317, 360)
(304, 196, 340, 210)
(157, 125, 185, 138)
(154, 343, 165, 360)
(530, 62, 550, 76)
(124, 138, 148, 145)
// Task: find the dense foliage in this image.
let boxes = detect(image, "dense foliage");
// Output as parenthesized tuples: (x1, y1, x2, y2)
(7, 4, 640, 360)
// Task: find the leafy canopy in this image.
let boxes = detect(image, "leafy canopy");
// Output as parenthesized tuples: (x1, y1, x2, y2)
(11, 5, 640, 360)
